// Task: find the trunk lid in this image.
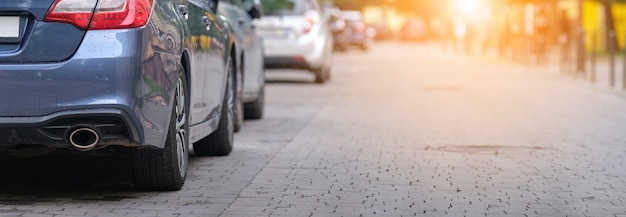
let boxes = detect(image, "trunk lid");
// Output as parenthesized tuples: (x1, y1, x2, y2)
(0, 1, 89, 63)
(254, 15, 307, 40)
(255, 0, 319, 39)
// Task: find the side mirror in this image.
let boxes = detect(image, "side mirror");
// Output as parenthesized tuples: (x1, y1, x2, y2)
(248, 1, 264, 19)
(208, 0, 219, 13)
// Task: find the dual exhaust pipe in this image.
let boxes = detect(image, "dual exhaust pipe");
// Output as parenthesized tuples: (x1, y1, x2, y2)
(66, 125, 100, 150)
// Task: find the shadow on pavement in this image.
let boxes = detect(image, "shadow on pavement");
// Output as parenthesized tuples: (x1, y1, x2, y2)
(265, 69, 318, 84)
(265, 79, 316, 84)
(0, 150, 212, 203)
(0, 153, 139, 203)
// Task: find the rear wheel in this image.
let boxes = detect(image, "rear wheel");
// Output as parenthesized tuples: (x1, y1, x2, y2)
(244, 85, 265, 120)
(324, 64, 331, 81)
(193, 58, 235, 156)
(233, 59, 244, 132)
(234, 94, 243, 132)
(315, 41, 333, 84)
(131, 68, 188, 191)
(314, 65, 330, 84)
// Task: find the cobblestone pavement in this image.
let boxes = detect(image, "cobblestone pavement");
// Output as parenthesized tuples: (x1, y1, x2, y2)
(1, 42, 626, 217)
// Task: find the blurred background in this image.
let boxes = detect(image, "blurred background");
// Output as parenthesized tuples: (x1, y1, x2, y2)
(309, 0, 626, 76)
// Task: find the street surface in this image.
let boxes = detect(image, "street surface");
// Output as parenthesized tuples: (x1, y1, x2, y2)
(1, 42, 626, 217)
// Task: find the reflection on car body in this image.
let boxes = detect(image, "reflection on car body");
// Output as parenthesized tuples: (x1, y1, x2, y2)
(333, 10, 371, 51)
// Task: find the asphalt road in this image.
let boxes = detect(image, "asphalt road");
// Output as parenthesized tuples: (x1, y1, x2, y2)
(1, 42, 625, 217)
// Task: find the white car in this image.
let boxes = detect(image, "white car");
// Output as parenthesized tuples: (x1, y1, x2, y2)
(254, 0, 333, 83)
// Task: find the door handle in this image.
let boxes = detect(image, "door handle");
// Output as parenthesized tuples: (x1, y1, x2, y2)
(178, 5, 189, 20)
(238, 17, 245, 26)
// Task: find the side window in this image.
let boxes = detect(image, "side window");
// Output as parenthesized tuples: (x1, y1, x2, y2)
(241, 0, 254, 10)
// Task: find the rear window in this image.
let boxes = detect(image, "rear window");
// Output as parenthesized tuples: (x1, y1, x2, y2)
(261, 0, 313, 16)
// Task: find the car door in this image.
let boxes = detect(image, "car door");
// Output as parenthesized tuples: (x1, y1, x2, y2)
(233, 0, 265, 98)
(187, 0, 228, 125)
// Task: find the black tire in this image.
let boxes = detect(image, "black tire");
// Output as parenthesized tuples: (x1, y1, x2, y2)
(314, 65, 329, 84)
(324, 64, 331, 81)
(131, 68, 189, 191)
(233, 60, 244, 132)
(244, 84, 264, 120)
(234, 95, 243, 132)
(193, 58, 235, 156)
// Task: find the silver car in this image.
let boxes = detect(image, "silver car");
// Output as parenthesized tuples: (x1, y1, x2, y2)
(218, 0, 266, 131)
(255, 0, 333, 83)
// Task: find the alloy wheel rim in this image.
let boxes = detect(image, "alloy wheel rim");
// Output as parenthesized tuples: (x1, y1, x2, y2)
(175, 77, 188, 177)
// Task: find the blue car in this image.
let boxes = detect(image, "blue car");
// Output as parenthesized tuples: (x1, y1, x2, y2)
(0, 0, 238, 190)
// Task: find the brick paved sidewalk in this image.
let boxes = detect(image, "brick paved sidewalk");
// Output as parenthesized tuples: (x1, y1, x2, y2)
(221, 43, 626, 217)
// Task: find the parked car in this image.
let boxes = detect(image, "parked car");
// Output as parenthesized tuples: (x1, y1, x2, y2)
(0, 0, 237, 191)
(218, 0, 265, 132)
(399, 17, 429, 41)
(371, 21, 395, 41)
(325, 7, 348, 51)
(255, 0, 333, 83)
(336, 10, 371, 51)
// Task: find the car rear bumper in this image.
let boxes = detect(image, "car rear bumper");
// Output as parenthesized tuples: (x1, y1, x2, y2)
(348, 33, 369, 45)
(262, 33, 329, 70)
(0, 28, 179, 150)
(0, 108, 140, 150)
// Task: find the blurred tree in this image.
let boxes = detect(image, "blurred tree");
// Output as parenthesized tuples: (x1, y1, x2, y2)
(329, 0, 625, 21)
(599, 0, 618, 51)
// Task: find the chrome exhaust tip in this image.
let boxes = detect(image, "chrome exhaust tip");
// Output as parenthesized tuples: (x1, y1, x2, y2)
(67, 127, 100, 150)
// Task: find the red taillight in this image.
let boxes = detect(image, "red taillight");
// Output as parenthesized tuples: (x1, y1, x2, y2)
(44, 0, 154, 30)
(91, 0, 154, 30)
(44, 0, 97, 29)
(294, 55, 305, 62)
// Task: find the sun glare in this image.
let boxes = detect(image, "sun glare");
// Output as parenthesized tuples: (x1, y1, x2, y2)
(455, 0, 482, 15)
